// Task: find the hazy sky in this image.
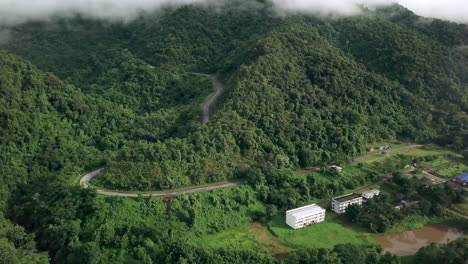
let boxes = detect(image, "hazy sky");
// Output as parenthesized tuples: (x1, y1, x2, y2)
(0, 0, 467, 25)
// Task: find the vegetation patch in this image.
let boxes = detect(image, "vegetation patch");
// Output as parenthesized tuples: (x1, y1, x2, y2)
(359, 155, 389, 165)
(191, 223, 266, 252)
(426, 157, 453, 168)
(435, 164, 468, 178)
(385, 214, 439, 234)
(395, 147, 459, 158)
(249, 222, 292, 258)
(450, 201, 468, 216)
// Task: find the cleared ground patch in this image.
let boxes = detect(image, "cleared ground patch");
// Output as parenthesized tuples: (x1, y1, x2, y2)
(190, 223, 267, 252)
(249, 222, 292, 258)
(268, 212, 376, 249)
(359, 155, 388, 165)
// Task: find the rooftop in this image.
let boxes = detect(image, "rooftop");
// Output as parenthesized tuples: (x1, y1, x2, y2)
(362, 189, 380, 195)
(456, 172, 468, 181)
(286, 204, 325, 218)
(333, 193, 361, 203)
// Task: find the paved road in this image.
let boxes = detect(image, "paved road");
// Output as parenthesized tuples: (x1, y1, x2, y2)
(80, 144, 423, 197)
(131, 52, 222, 125)
(189, 73, 224, 125)
(297, 144, 423, 175)
(80, 169, 242, 197)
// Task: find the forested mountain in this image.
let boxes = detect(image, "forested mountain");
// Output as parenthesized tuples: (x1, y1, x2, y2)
(0, 1, 467, 263)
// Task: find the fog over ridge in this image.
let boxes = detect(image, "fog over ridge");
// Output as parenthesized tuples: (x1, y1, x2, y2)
(0, 0, 467, 25)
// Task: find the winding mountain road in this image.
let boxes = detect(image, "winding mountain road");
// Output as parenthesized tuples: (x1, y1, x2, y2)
(79, 169, 243, 197)
(80, 144, 424, 197)
(189, 73, 224, 125)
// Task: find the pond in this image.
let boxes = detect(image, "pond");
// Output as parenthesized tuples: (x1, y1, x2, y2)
(376, 224, 463, 256)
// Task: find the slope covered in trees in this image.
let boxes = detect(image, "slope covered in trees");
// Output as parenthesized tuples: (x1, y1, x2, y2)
(2, 1, 467, 190)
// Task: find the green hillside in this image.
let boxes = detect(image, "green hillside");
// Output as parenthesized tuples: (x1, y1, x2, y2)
(4, 4, 467, 192)
(0, 1, 467, 263)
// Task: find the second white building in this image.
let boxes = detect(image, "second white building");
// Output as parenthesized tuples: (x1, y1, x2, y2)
(331, 193, 363, 214)
(286, 204, 326, 229)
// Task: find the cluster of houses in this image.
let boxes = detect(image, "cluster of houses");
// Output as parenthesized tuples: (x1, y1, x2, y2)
(285, 189, 380, 229)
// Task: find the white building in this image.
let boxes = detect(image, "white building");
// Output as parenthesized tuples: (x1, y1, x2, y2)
(361, 189, 380, 199)
(329, 165, 343, 173)
(331, 194, 363, 214)
(286, 204, 326, 229)
(378, 145, 390, 150)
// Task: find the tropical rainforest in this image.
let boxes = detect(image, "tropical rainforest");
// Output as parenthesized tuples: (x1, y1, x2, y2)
(0, 0, 467, 263)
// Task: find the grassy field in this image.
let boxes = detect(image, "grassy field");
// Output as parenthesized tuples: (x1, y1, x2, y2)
(360, 155, 389, 164)
(249, 222, 292, 257)
(191, 222, 292, 258)
(191, 223, 267, 251)
(427, 157, 453, 167)
(394, 147, 460, 158)
(268, 212, 376, 249)
(435, 164, 468, 178)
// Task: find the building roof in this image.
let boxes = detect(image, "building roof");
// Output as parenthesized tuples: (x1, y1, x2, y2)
(456, 172, 468, 182)
(286, 204, 325, 218)
(362, 189, 380, 195)
(333, 193, 361, 203)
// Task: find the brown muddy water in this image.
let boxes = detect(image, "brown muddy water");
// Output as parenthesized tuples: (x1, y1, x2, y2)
(376, 224, 464, 256)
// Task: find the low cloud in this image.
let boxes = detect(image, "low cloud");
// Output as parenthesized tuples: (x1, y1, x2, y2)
(0, 0, 467, 26)
(271, 0, 393, 16)
(397, 0, 468, 24)
(0, 0, 209, 25)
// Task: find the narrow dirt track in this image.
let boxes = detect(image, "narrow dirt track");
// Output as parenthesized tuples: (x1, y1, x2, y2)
(297, 144, 423, 175)
(353, 144, 423, 162)
(446, 208, 468, 220)
(189, 73, 223, 125)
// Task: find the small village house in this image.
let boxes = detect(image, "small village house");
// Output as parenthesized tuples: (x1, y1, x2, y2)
(378, 145, 390, 151)
(329, 165, 343, 173)
(361, 189, 380, 200)
(286, 204, 326, 229)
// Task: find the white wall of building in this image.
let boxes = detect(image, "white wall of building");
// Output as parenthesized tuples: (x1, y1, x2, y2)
(286, 204, 326, 229)
(331, 194, 362, 214)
